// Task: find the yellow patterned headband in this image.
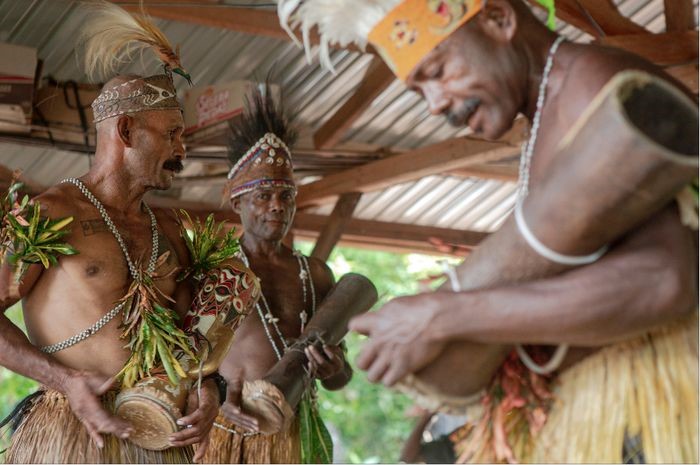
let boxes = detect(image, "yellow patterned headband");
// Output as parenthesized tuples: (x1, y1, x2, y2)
(368, 0, 484, 81)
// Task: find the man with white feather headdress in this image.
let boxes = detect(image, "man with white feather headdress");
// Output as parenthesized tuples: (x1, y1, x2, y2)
(278, 0, 698, 463)
(0, 2, 229, 463)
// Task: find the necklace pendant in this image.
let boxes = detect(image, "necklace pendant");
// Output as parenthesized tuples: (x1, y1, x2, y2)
(299, 269, 308, 281)
(300, 310, 308, 325)
(265, 312, 279, 324)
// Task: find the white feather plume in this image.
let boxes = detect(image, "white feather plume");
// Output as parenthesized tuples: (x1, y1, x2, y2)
(277, 0, 401, 73)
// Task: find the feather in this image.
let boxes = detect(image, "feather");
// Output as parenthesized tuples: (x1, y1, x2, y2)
(80, 0, 188, 81)
(277, 0, 401, 73)
(227, 80, 298, 166)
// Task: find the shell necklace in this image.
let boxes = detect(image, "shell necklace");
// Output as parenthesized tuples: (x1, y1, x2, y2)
(238, 246, 316, 361)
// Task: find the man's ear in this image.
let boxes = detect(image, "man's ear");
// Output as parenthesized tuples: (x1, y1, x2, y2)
(230, 197, 242, 215)
(477, 0, 517, 43)
(116, 115, 135, 147)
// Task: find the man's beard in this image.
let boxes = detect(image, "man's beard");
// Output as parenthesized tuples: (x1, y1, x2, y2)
(447, 98, 481, 127)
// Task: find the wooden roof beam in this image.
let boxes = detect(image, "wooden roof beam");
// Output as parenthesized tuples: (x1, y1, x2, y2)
(598, 31, 699, 67)
(313, 59, 395, 149)
(148, 199, 488, 256)
(529, 0, 647, 37)
(664, 0, 696, 32)
(296, 137, 520, 207)
(113, 1, 360, 51)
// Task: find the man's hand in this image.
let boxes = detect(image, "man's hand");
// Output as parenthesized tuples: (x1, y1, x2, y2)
(220, 379, 260, 433)
(349, 293, 448, 387)
(169, 378, 220, 461)
(62, 370, 133, 448)
(305, 344, 345, 380)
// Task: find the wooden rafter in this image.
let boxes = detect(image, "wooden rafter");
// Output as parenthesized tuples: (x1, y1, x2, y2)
(598, 31, 699, 67)
(311, 192, 362, 260)
(450, 162, 519, 182)
(664, 0, 696, 32)
(146, 198, 488, 256)
(529, 0, 647, 37)
(313, 59, 395, 150)
(113, 0, 361, 51)
(296, 137, 520, 208)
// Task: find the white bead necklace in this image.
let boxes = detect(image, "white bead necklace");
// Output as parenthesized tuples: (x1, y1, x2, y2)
(238, 247, 316, 361)
(517, 36, 566, 202)
(41, 178, 160, 354)
(510, 36, 572, 375)
(62, 177, 159, 278)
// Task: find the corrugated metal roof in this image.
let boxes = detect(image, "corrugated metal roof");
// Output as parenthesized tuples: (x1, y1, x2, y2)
(0, 0, 696, 245)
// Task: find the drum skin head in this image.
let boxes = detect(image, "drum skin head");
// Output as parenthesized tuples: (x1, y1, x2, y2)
(115, 388, 182, 450)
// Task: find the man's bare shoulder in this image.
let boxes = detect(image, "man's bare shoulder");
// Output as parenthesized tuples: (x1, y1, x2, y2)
(558, 42, 683, 124)
(151, 207, 189, 263)
(305, 255, 335, 295)
(33, 184, 83, 219)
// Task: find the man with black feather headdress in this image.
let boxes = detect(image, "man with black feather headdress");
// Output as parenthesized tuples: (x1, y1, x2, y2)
(201, 83, 353, 463)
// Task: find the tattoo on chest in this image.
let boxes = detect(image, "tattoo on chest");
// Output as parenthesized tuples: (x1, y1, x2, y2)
(81, 219, 108, 236)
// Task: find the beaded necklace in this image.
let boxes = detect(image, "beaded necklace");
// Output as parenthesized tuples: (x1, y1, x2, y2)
(511, 37, 571, 375)
(238, 247, 316, 361)
(516, 36, 566, 202)
(40, 178, 159, 354)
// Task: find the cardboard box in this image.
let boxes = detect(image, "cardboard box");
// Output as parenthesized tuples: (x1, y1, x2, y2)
(183, 80, 279, 147)
(33, 81, 99, 146)
(0, 42, 38, 133)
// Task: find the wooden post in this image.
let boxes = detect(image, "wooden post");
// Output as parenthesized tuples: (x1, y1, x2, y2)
(310, 192, 362, 261)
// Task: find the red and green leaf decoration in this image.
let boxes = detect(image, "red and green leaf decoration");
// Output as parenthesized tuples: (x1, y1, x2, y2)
(0, 178, 77, 279)
(536, 0, 556, 30)
(116, 252, 199, 388)
(175, 209, 240, 282)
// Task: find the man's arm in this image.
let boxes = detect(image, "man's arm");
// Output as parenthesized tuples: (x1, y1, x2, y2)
(351, 205, 695, 386)
(305, 257, 354, 390)
(155, 210, 223, 457)
(0, 192, 132, 446)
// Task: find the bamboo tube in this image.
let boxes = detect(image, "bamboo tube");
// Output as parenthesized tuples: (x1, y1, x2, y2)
(405, 70, 698, 401)
(241, 273, 378, 434)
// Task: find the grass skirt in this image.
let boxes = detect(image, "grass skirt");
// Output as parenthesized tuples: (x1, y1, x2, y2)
(454, 314, 698, 463)
(201, 412, 300, 463)
(4, 389, 194, 464)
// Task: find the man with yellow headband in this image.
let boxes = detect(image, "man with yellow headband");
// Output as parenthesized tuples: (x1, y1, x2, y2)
(279, 0, 698, 462)
(201, 83, 353, 463)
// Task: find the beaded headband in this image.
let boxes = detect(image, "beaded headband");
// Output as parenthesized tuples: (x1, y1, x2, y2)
(227, 132, 296, 200)
(92, 74, 181, 123)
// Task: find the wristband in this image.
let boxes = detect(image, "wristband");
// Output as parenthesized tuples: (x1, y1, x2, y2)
(204, 373, 228, 406)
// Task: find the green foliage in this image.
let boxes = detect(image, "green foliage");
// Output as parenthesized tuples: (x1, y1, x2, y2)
(297, 243, 457, 463)
(0, 181, 77, 279)
(536, 0, 557, 30)
(299, 389, 334, 463)
(176, 210, 240, 282)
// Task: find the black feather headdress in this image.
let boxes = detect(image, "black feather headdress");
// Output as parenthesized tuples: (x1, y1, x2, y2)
(227, 82, 298, 167)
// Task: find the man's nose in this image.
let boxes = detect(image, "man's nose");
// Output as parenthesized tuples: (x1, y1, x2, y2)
(423, 83, 450, 116)
(174, 134, 186, 159)
(269, 196, 285, 212)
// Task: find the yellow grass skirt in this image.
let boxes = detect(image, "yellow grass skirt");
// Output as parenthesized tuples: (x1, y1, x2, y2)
(201, 411, 301, 464)
(5, 389, 193, 464)
(455, 314, 699, 463)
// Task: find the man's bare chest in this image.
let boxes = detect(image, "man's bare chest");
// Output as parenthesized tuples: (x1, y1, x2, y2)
(63, 218, 180, 295)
